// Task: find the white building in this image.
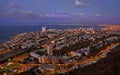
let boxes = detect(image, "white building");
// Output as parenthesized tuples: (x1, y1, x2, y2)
(70, 51, 81, 57)
(38, 55, 58, 64)
(38, 55, 47, 63)
(81, 47, 90, 56)
(47, 44, 53, 55)
(42, 26, 46, 32)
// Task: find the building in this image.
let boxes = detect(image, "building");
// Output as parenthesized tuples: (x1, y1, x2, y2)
(42, 26, 46, 32)
(38, 64, 56, 74)
(38, 55, 48, 63)
(38, 55, 58, 64)
(70, 51, 81, 57)
(81, 47, 90, 56)
(47, 44, 53, 55)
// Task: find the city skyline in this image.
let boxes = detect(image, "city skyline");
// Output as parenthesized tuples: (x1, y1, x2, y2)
(0, 1, 120, 75)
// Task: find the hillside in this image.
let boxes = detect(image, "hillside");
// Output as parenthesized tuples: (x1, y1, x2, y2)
(67, 45, 120, 75)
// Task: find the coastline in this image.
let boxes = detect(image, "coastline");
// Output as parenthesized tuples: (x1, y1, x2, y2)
(0, 25, 103, 44)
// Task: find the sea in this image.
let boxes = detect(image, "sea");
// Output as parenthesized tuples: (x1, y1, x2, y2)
(0, 25, 103, 44)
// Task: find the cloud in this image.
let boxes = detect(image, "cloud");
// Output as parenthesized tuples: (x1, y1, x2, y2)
(9, 0, 17, 11)
(72, 13, 85, 16)
(95, 14, 102, 17)
(43, 13, 69, 19)
(75, 0, 83, 6)
(9, 0, 19, 12)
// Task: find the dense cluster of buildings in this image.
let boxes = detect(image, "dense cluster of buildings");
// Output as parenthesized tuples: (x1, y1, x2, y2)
(0, 25, 120, 75)
(101, 25, 120, 31)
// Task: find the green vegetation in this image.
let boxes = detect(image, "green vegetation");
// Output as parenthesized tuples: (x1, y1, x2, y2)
(1, 62, 18, 69)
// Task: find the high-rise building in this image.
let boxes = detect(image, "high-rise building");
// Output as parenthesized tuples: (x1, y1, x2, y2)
(38, 55, 58, 64)
(42, 26, 46, 32)
(47, 44, 53, 55)
(38, 55, 47, 63)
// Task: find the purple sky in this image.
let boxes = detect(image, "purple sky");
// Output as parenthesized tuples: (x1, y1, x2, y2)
(0, 0, 120, 25)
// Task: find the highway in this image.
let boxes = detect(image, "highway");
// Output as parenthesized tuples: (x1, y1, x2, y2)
(0, 49, 30, 64)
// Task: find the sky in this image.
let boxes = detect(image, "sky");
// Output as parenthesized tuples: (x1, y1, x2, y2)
(0, 0, 120, 25)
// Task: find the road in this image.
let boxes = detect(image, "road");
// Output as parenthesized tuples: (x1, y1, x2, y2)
(0, 49, 30, 64)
